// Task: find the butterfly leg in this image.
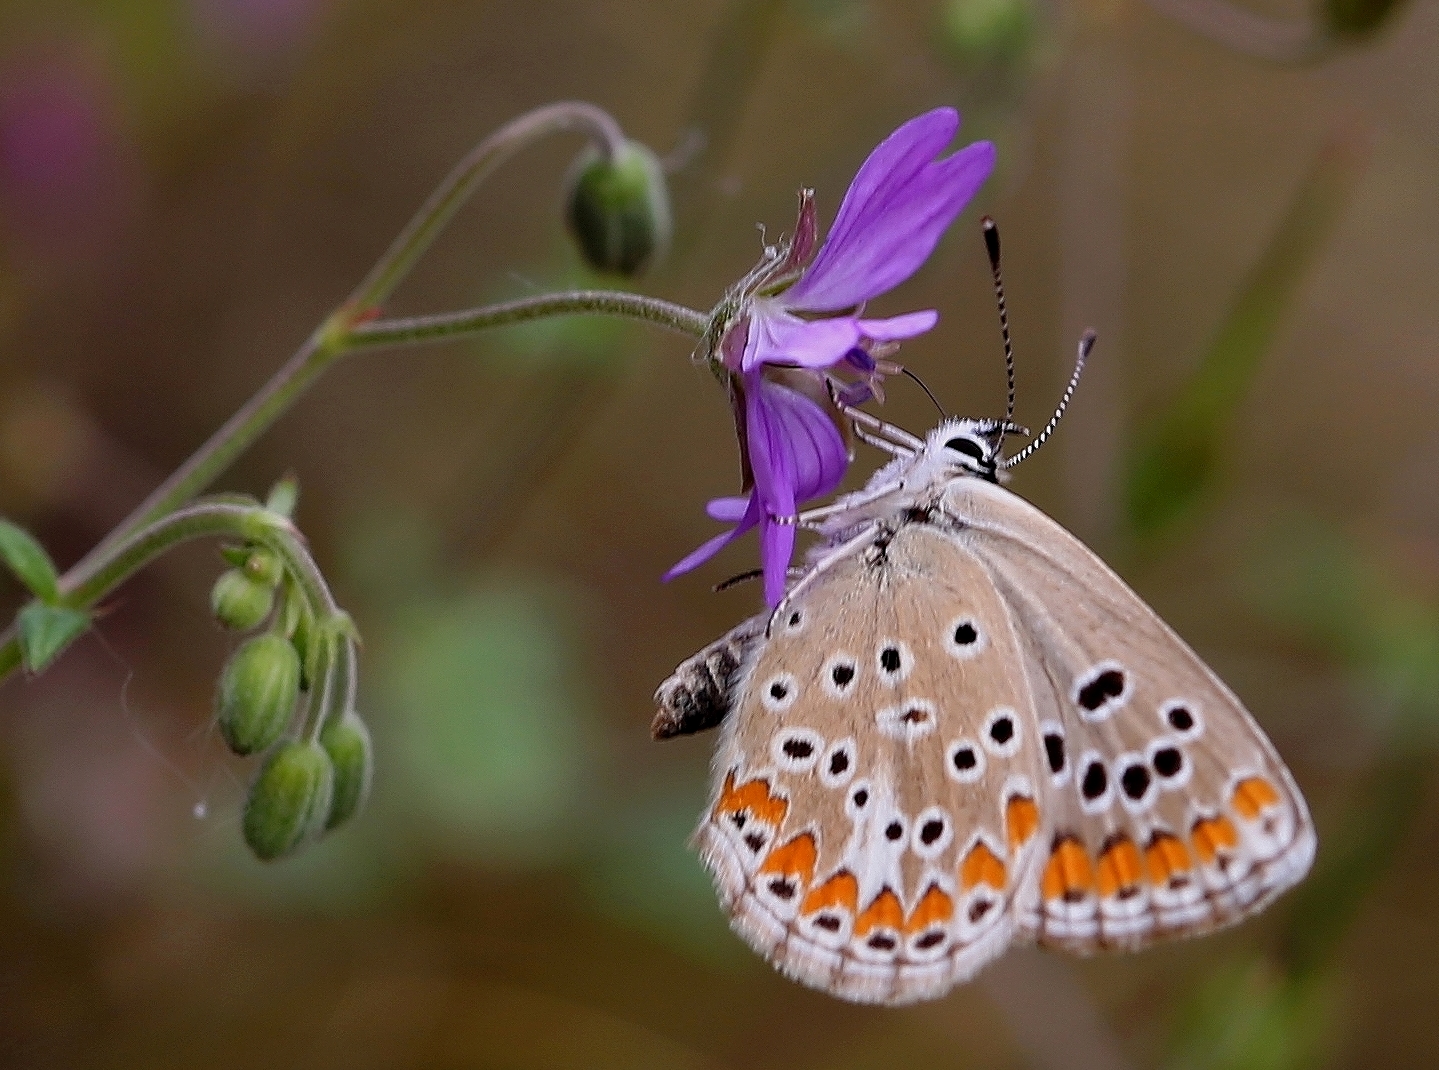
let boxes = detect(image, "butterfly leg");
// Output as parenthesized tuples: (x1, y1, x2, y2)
(652, 614, 766, 739)
(780, 480, 906, 531)
(840, 404, 924, 455)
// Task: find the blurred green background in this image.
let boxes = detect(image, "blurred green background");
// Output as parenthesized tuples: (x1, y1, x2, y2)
(0, 0, 1435, 1066)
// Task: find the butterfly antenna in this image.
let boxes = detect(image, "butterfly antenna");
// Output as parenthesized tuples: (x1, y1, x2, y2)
(901, 366, 947, 418)
(982, 217, 1016, 456)
(999, 329, 1095, 470)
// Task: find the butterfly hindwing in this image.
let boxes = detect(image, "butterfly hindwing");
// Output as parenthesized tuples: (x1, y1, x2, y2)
(942, 478, 1316, 952)
(695, 524, 1050, 1006)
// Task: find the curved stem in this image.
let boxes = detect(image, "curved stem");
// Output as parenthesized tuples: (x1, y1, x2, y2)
(0, 501, 349, 682)
(0, 101, 714, 690)
(346, 101, 628, 314)
(347, 291, 709, 350)
(83, 338, 334, 565)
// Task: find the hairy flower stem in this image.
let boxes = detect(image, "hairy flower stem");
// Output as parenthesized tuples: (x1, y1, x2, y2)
(0, 101, 711, 687)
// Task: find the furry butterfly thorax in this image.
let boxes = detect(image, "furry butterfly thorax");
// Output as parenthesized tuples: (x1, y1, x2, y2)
(655, 409, 1315, 1007)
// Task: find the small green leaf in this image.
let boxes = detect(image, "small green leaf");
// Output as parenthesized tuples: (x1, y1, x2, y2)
(17, 603, 92, 672)
(0, 520, 61, 603)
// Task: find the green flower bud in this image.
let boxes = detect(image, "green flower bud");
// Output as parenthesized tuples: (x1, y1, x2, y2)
(1320, 0, 1409, 38)
(243, 548, 283, 588)
(319, 710, 374, 830)
(565, 140, 672, 277)
(211, 569, 275, 631)
(243, 740, 335, 861)
(216, 633, 301, 756)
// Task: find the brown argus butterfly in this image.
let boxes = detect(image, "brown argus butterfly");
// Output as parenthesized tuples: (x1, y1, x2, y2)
(655, 272, 1314, 1005)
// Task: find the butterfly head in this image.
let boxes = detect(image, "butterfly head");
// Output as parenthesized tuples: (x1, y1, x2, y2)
(922, 417, 1014, 484)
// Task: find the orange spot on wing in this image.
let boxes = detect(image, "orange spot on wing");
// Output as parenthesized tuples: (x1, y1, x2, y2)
(1145, 832, 1193, 885)
(1096, 835, 1144, 898)
(1042, 836, 1094, 902)
(713, 770, 789, 828)
(904, 884, 955, 934)
(758, 832, 818, 885)
(1231, 776, 1281, 820)
(854, 887, 905, 937)
(960, 841, 1008, 891)
(1005, 795, 1040, 850)
(1191, 815, 1239, 865)
(801, 871, 859, 917)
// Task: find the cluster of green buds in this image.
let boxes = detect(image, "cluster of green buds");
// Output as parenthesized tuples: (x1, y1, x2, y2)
(209, 479, 373, 861)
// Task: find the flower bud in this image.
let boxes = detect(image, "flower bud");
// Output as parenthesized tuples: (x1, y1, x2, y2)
(216, 633, 301, 756)
(243, 548, 283, 588)
(243, 740, 335, 860)
(565, 140, 672, 277)
(319, 709, 374, 830)
(211, 569, 275, 631)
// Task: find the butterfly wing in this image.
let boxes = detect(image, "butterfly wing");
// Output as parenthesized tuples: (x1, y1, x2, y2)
(696, 526, 1053, 1006)
(941, 477, 1316, 953)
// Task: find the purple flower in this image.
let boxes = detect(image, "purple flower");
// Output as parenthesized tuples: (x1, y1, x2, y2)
(668, 108, 995, 605)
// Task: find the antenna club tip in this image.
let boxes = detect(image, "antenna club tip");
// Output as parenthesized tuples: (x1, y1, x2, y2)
(982, 217, 1001, 265)
(1079, 328, 1097, 355)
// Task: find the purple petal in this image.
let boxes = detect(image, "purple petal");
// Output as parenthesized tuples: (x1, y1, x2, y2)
(746, 375, 848, 510)
(761, 518, 796, 607)
(706, 496, 750, 523)
(742, 302, 863, 372)
(855, 309, 938, 340)
(664, 492, 762, 581)
(785, 110, 995, 311)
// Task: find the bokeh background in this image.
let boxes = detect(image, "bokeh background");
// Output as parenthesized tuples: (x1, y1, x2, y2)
(0, 0, 1435, 1066)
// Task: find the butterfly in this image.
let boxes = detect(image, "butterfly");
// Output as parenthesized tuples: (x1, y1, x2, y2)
(653, 330, 1315, 1007)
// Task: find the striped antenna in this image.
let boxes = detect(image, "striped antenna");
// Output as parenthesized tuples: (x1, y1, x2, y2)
(981, 217, 1016, 456)
(1000, 330, 1095, 470)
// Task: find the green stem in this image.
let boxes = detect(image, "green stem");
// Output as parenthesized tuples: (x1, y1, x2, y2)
(347, 291, 709, 350)
(0, 101, 713, 689)
(347, 100, 627, 313)
(0, 502, 346, 680)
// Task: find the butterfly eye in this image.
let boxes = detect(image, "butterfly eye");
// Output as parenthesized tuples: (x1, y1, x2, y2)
(944, 436, 987, 463)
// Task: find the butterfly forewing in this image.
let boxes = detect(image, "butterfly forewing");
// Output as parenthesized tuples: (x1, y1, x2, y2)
(941, 478, 1316, 952)
(697, 525, 1051, 1005)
